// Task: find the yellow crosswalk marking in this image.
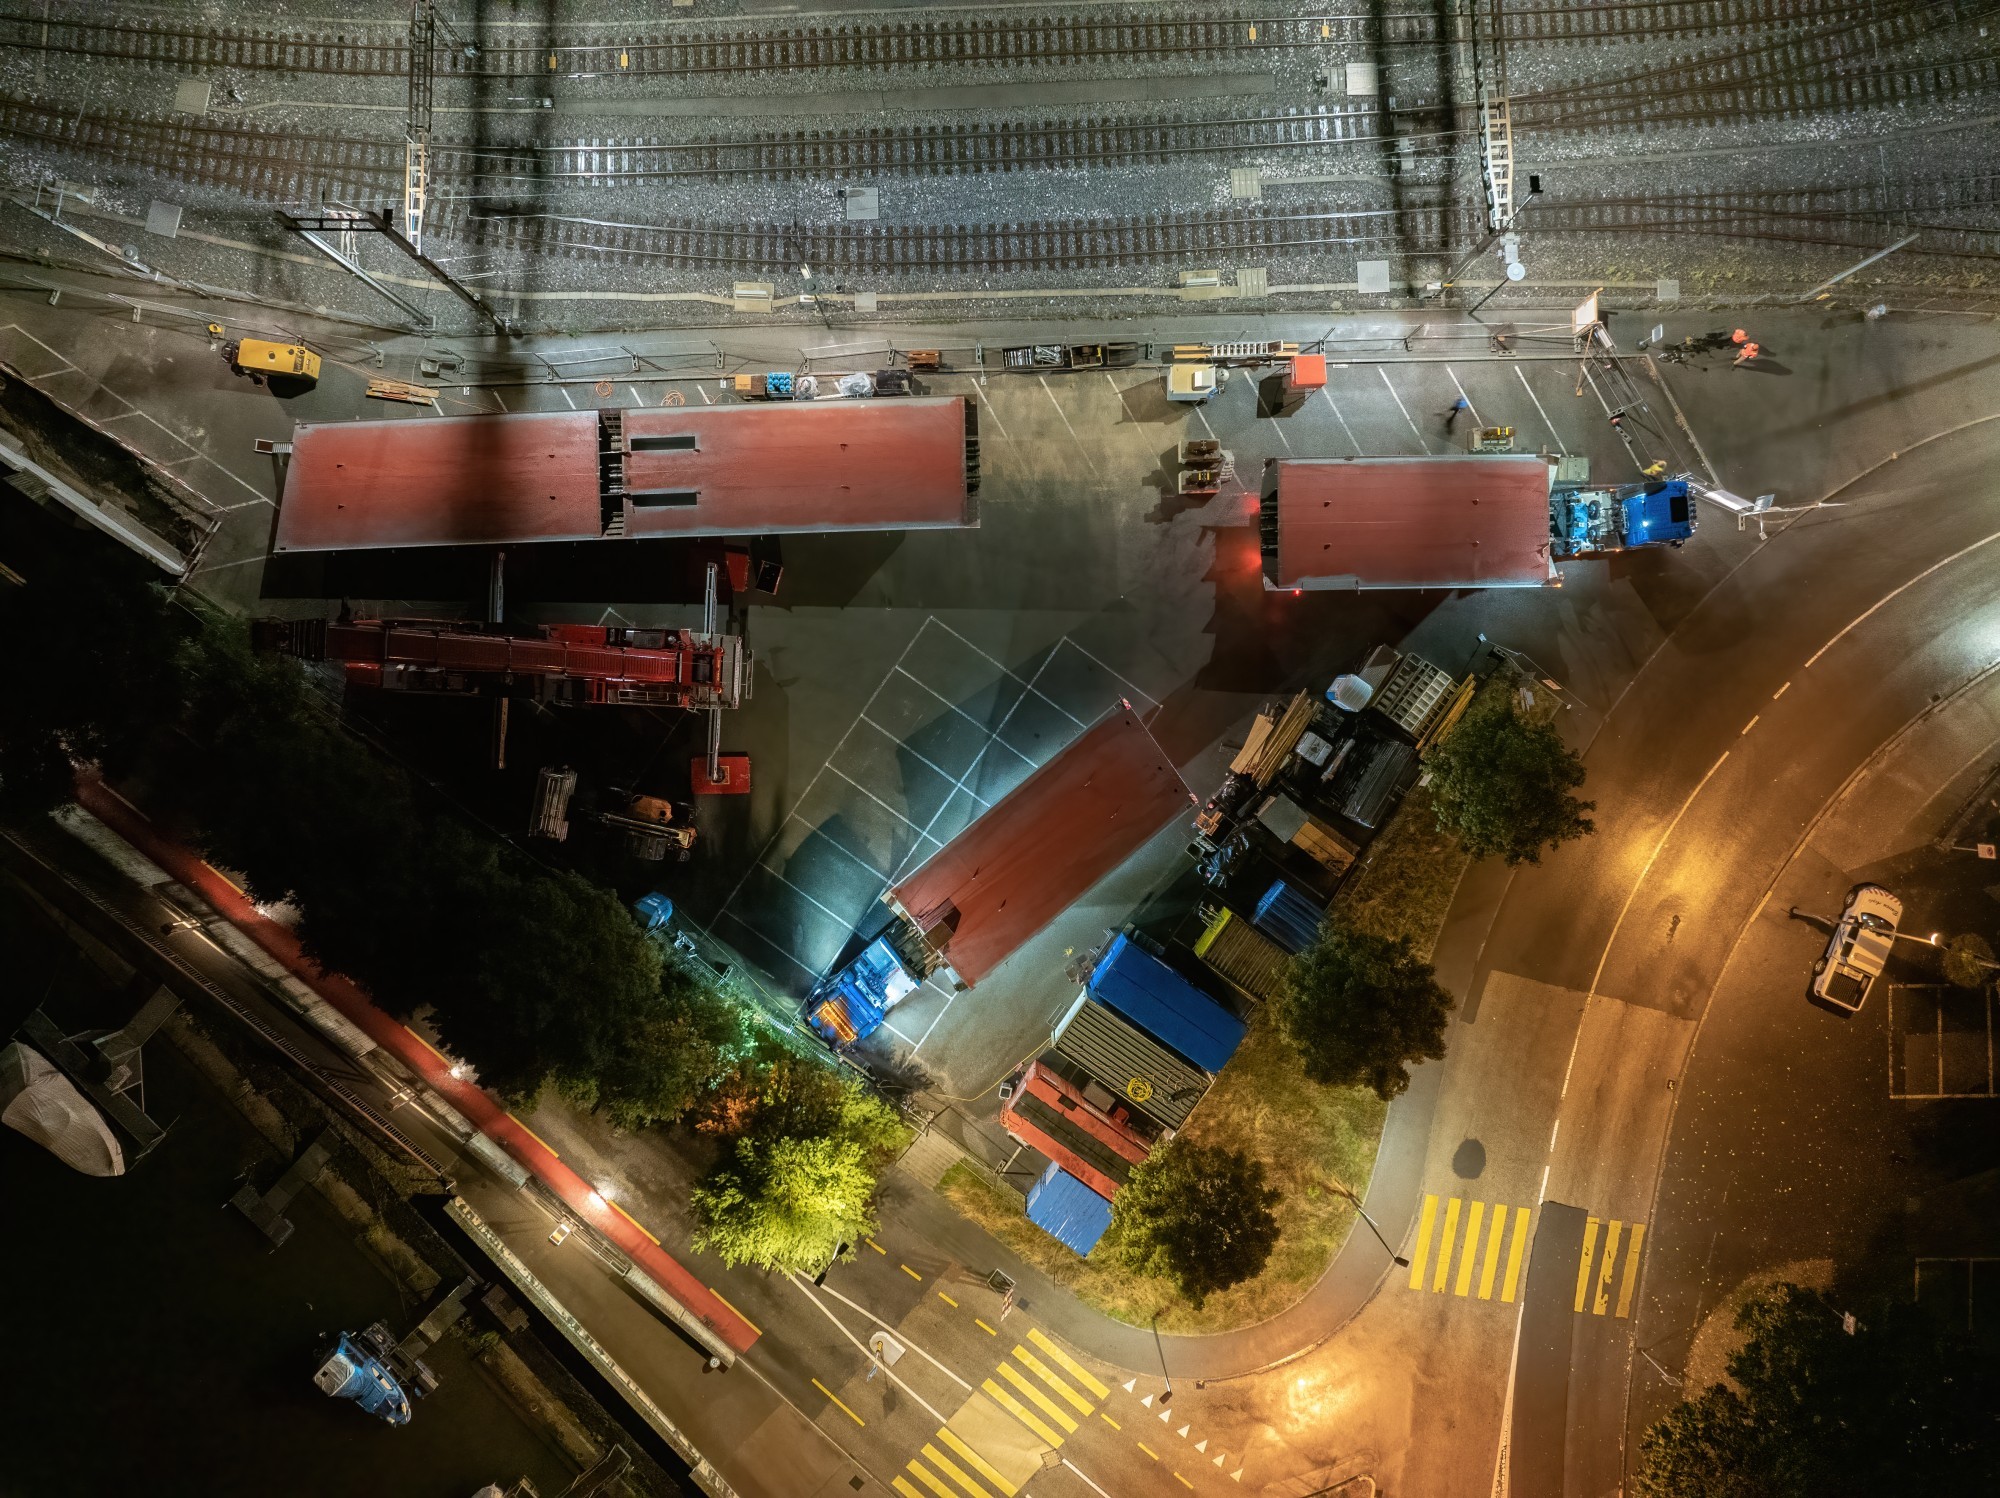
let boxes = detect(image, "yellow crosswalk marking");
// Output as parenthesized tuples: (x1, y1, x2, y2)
(893, 1477, 925, 1498)
(1028, 1328, 1110, 1397)
(1615, 1223, 1647, 1319)
(1432, 1197, 1462, 1293)
(906, 1461, 957, 1498)
(939, 1429, 1016, 1497)
(982, 1378, 1065, 1448)
(997, 1362, 1079, 1432)
(1501, 1206, 1530, 1303)
(1455, 1201, 1486, 1296)
(1593, 1220, 1624, 1316)
(1575, 1217, 1601, 1313)
(1012, 1347, 1094, 1415)
(1478, 1201, 1509, 1300)
(1408, 1194, 1438, 1289)
(921, 1443, 993, 1498)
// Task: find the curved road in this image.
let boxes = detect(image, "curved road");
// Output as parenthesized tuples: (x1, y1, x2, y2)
(1382, 412, 2000, 1495)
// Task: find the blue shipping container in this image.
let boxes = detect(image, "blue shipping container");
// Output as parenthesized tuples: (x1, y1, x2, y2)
(1025, 1162, 1113, 1257)
(1254, 879, 1324, 954)
(1087, 934, 1246, 1074)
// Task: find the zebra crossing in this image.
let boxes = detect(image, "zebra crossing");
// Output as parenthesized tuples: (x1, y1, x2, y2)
(893, 1327, 1111, 1498)
(1574, 1216, 1647, 1320)
(1408, 1193, 1534, 1303)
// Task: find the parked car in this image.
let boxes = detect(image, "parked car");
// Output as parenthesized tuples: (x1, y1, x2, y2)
(1810, 884, 1903, 1014)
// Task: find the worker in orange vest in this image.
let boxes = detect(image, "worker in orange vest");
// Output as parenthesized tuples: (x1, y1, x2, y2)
(1733, 340, 1761, 367)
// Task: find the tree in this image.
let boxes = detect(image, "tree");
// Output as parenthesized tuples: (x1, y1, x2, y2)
(1106, 1139, 1280, 1305)
(690, 1133, 879, 1273)
(1277, 922, 1453, 1099)
(562, 961, 745, 1130)
(0, 505, 188, 817)
(1426, 698, 1594, 865)
(1633, 1283, 1998, 1498)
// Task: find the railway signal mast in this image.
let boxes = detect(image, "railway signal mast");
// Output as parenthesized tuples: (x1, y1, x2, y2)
(405, 0, 434, 257)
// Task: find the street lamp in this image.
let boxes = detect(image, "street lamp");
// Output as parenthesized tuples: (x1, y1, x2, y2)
(1328, 1179, 1409, 1267)
(1150, 1313, 1173, 1406)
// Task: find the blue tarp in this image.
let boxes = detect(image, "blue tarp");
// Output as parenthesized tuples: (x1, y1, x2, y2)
(1254, 879, 1324, 954)
(1087, 934, 1246, 1074)
(1025, 1162, 1113, 1257)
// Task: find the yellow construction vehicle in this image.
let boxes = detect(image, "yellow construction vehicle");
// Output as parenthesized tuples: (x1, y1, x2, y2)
(223, 338, 321, 386)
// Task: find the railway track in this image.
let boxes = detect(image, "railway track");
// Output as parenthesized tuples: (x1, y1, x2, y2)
(0, 2, 1932, 79)
(1513, 0, 2000, 128)
(436, 183, 2000, 274)
(0, 100, 1407, 196)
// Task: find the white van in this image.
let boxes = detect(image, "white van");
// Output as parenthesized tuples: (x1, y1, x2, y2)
(1810, 884, 1902, 1014)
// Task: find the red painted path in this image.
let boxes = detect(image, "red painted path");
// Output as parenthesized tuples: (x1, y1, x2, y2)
(76, 776, 760, 1354)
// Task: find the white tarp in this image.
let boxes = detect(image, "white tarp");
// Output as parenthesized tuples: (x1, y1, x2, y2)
(0, 1042, 125, 1176)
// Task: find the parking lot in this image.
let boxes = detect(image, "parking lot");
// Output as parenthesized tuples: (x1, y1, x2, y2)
(1887, 983, 1999, 1099)
(707, 614, 1162, 1026)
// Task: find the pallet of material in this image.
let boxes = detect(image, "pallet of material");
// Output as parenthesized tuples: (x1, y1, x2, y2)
(365, 378, 438, 406)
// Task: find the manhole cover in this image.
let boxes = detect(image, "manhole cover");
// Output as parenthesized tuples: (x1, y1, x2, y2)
(594, 379, 614, 397)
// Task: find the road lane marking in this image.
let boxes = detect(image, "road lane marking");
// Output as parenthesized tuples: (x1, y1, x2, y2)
(403, 1024, 453, 1066)
(894, 1479, 925, 1498)
(1502, 1206, 1531, 1302)
(982, 1377, 1065, 1447)
(1432, 1197, 1462, 1293)
(1774, 680, 1791, 698)
(1594, 1220, 1624, 1315)
(939, 1428, 1016, 1496)
(1011, 1347, 1093, 1415)
(1575, 1217, 1602, 1313)
(905, 1461, 958, 1498)
(1100, 1413, 1122, 1430)
(1408, 1194, 1438, 1289)
(1175, 1474, 1196, 1489)
(706, 1287, 759, 1336)
(608, 1199, 659, 1245)
(921, 1443, 993, 1498)
(813, 1377, 865, 1426)
(1456, 1201, 1486, 1297)
(1137, 1441, 1160, 1460)
(505, 1112, 560, 1159)
(1741, 714, 1760, 735)
(866, 1237, 887, 1253)
(1379, 366, 1432, 452)
(1028, 1328, 1110, 1397)
(1615, 1223, 1647, 1318)
(997, 1363, 1079, 1432)
(939, 1291, 959, 1308)
(1478, 1203, 1509, 1300)
(902, 1263, 924, 1281)
(1804, 526, 2000, 669)
(1515, 365, 1567, 453)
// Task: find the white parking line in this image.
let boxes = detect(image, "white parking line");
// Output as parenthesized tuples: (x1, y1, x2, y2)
(972, 381, 1011, 440)
(1319, 383, 1363, 453)
(825, 763, 929, 833)
(713, 907, 822, 980)
(708, 618, 936, 934)
(757, 859, 857, 928)
(859, 715, 991, 808)
(1057, 634, 1163, 710)
(1038, 374, 1101, 480)
(1515, 366, 1567, 453)
(785, 811, 896, 879)
(929, 620, 1088, 729)
(1447, 366, 1483, 428)
(911, 989, 958, 1054)
(893, 667, 1037, 762)
(1379, 366, 1432, 452)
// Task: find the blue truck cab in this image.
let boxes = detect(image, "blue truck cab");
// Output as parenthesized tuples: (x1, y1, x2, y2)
(1550, 478, 1695, 560)
(807, 935, 923, 1047)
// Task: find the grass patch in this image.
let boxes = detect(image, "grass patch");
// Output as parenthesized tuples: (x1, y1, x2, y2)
(938, 714, 1484, 1332)
(939, 1011, 1386, 1334)
(1334, 781, 1471, 956)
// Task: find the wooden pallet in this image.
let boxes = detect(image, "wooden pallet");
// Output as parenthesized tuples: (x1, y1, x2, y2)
(365, 377, 437, 405)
